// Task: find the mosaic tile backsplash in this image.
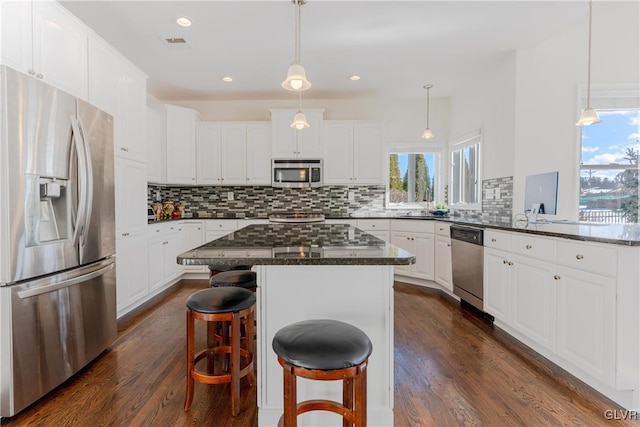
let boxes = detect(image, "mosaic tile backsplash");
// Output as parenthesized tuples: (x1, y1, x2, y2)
(147, 185, 387, 218)
(149, 176, 513, 220)
(450, 176, 513, 222)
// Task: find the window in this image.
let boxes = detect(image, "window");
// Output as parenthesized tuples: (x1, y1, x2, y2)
(580, 108, 639, 224)
(450, 129, 481, 209)
(388, 142, 443, 209)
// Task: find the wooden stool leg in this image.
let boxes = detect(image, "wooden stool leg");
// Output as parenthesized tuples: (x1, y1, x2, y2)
(245, 309, 256, 386)
(283, 363, 297, 427)
(354, 363, 367, 427)
(184, 310, 195, 411)
(343, 377, 354, 427)
(230, 313, 241, 416)
(206, 321, 216, 374)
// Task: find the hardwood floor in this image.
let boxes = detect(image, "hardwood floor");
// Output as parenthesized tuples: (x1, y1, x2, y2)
(3, 280, 635, 426)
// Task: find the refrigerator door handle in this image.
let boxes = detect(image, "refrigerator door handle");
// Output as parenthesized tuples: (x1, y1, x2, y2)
(77, 120, 94, 246)
(70, 116, 89, 247)
(16, 261, 114, 299)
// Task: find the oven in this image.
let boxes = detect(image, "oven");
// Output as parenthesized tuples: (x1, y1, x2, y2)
(272, 159, 322, 188)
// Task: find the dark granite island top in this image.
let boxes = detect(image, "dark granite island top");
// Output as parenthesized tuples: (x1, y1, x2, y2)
(177, 223, 416, 266)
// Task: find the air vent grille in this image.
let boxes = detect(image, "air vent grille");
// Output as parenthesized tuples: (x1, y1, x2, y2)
(165, 37, 187, 44)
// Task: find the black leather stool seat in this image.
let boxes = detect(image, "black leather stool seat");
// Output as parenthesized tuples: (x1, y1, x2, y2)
(207, 264, 252, 273)
(209, 270, 257, 290)
(272, 319, 373, 371)
(186, 287, 255, 314)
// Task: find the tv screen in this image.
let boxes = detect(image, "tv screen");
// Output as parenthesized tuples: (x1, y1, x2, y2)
(524, 172, 559, 215)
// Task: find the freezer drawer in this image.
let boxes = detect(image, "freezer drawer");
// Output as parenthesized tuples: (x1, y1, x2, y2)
(0, 258, 116, 417)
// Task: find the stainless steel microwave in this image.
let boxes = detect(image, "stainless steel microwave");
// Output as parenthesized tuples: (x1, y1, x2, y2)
(272, 159, 322, 188)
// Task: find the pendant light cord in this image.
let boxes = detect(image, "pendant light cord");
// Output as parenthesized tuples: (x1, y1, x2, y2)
(586, 0, 593, 108)
(295, 0, 301, 63)
(426, 87, 431, 128)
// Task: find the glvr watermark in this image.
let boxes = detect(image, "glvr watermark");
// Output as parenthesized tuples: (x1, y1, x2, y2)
(604, 409, 638, 421)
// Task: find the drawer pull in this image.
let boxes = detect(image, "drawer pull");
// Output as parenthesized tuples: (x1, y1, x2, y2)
(508, 261, 513, 266)
(525, 244, 532, 250)
(554, 275, 561, 280)
(491, 238, 497, 242)
(575, 254, 584, 260)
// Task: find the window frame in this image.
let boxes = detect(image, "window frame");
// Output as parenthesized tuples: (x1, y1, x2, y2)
(386, 140, 446, 210)
(449, 129, 482, 211)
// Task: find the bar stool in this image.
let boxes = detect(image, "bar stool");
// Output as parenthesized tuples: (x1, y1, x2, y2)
(209, 270, 257, 290)
(272, 319, 373, 427)
(184, 287, 256, 416)
(208, 264, 253, 278)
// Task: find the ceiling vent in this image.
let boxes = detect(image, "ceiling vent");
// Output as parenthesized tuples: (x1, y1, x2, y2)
(162, 37, 191, 48)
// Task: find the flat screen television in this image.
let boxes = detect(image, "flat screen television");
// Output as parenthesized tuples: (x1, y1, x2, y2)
(524, 171, 559, 215)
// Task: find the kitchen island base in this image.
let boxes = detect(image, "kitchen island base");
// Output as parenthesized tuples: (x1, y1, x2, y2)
(255, 265, 394, 427)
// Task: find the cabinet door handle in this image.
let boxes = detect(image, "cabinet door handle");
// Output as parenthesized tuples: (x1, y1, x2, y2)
(36, 73, 43, 79)
(575, 254, 584, 260)
(491, 238, 497, 242)
(554, 275, 561, 280)
(447, 244, 451, 247)
(525, 244, 532, 249)
(28, 69, 36, 75)
(503, 260, 508, 264)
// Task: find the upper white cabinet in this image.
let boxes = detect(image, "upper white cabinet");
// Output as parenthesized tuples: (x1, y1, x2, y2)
(196, 121, 271, 185)
(324, 121, 385, 185)
(166, 105, 198, 184)
(146, 107, 163, 182)
(1, 0, 88, 99)
(88, 34, 147, 163)
(270, 109, 324, 158)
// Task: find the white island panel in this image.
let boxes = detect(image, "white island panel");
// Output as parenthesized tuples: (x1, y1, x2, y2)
(256, 265, 394, 427)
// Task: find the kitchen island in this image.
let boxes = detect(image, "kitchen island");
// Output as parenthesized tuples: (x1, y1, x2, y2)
(178, 223, 415, 426)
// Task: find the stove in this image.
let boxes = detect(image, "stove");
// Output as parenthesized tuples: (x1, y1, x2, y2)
(268, 211, 326, 223)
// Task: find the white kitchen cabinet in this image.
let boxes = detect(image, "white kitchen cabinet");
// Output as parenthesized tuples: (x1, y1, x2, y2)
(88, 34, 147, 163)
(357, 219, 390, 242)
(146, 107, 163, 182)
(323, 121, 385, 185)
(114, 158, 148, 238)
(1, 0, 89, 99)
(391, 220, 435, 281)
(165, 104, 198, 184)
(270, 109, 324, 158)
(434, 232, 453, 291)
(483, 247, 512, 324)
(178, 221, 205, 273)
(204, 220, 238, 243)
(245, 123, 272, 185)
(116, 232, 148, 317)
(196, 122, 271, 185)
(148, 223, 180, 292)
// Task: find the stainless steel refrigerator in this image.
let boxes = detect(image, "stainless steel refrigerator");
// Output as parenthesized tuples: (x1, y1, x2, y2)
(0, 66, 116, 417)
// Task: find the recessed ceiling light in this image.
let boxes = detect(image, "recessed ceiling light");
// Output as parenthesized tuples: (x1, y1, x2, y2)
(221, 76, 233, 82)
(176, 17, 192, 27)
(349, 75, 361, 81)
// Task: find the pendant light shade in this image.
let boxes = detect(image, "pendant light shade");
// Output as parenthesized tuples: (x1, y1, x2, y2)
(282, 63, 311, 91)
(282, 0, 311, 92)
(421, 84, 434, 139)
(291, 91, 309, 129)
(576, 0, 601, 126)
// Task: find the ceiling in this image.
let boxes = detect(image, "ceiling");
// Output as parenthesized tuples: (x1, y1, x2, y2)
(60, 1, 586, 101)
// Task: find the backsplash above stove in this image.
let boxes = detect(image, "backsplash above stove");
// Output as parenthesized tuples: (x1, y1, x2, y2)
(147, 185, 387, 218)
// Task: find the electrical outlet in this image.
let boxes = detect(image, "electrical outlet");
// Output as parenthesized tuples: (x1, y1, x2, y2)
(227, 192, 234, 201)
(484, 189, 494, 200)
(495, 188, 501, 200)
(155, 190, 161, 201)
(348, 191, 355, 201)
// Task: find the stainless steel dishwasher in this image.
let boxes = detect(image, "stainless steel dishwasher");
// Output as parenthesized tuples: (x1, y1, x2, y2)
(450, 225, 485, 311)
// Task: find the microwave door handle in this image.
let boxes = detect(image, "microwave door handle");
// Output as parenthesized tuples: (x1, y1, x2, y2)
(70, 117, 88, 247)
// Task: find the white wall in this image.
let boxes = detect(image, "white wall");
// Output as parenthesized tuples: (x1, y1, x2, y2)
(167, 97, 451, 143)
(449, 52, 517, 181)
(513, 1, 639, 219)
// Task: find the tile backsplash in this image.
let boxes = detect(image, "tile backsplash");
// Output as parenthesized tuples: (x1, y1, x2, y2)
(147, 185, 387, 218)
(450, 176, 513, 222)
(148, 176, 513, 220)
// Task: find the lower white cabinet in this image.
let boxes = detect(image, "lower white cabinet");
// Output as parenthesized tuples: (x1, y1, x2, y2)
(434, 223, 452, 291)
(391, 220, 435, 281)
(483, 231, 620, 390)
(148, 223, 180, 292)
(178, 221, 205, 273)
(356, 219, 390, 242)
(116, 232, 148, 317)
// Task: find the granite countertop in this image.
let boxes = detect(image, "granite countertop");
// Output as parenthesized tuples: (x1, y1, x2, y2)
(177, 223, 416, 266)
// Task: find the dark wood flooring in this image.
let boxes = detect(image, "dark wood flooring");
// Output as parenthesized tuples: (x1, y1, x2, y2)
(3, 280, 636, 426)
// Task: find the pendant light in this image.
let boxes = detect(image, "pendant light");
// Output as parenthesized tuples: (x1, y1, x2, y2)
(421, 84, 434, 139)
(291, 92, 310, 129)
(282, 0, 311, 92)
(576, 0, 601, 126)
